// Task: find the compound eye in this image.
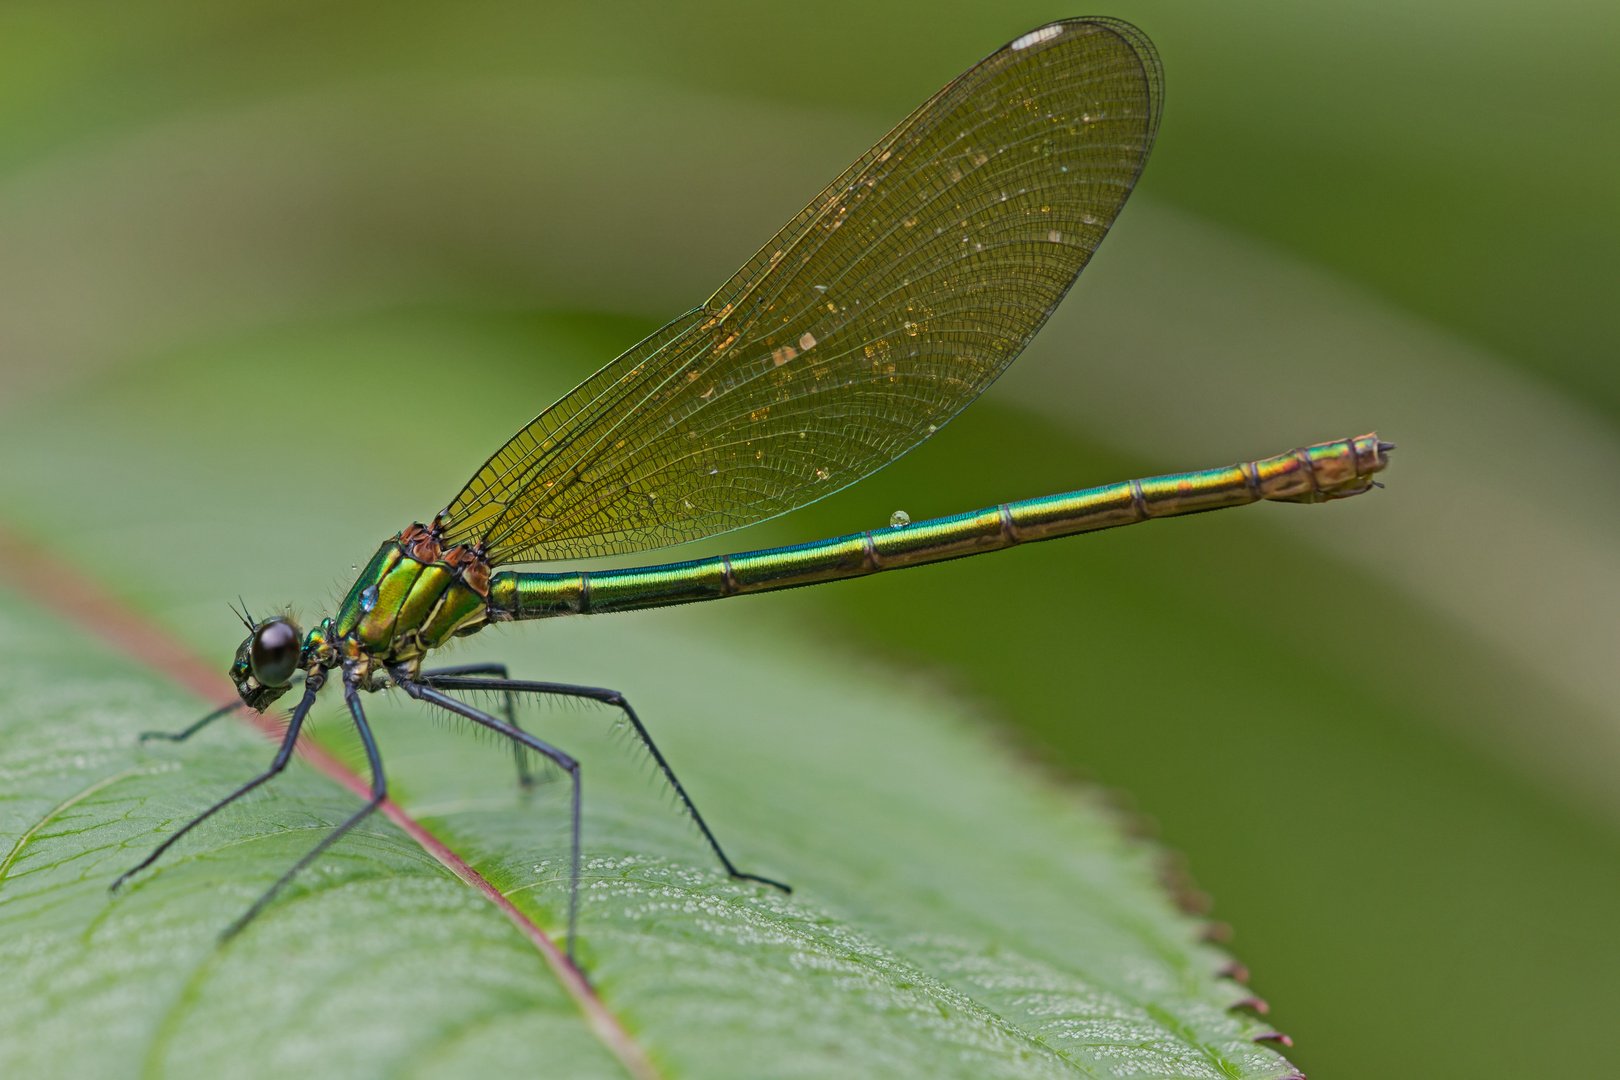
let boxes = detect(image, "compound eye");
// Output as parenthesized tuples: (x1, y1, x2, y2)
(250, 619, 301, 687)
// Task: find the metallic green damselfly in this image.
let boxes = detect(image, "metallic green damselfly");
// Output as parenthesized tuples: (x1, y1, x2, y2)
(113, 17, 1391, 960)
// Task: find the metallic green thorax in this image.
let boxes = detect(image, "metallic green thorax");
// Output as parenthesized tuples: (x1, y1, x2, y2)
(330, 531, 488, 657)
(281, 522, 493, 694)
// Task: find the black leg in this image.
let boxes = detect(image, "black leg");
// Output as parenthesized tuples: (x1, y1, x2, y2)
(138, 674, 304, 743)
(419, 664, 532, 788)
(395, 673, 582, 962)
(220, 677, 387, 941)
(420, 674, 789, 894)
(139, 699, 244, 743)
(111, 675, 322, 892)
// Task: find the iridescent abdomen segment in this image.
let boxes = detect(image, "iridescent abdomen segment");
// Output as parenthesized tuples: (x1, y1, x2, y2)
(488, 433, 1388, 620)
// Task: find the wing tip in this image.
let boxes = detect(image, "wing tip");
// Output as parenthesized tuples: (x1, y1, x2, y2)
(999, 18, 1165, 149)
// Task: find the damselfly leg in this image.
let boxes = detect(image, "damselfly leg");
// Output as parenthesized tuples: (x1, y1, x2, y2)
(111, 674, 321, 893)
(418, 664, 534, 789)
(220, 675, 388, 941)
(137, 674, 304, 743)
(419, 672, 790, 894)
(138, 699, 243, 743)
(393, 672, 582, 960)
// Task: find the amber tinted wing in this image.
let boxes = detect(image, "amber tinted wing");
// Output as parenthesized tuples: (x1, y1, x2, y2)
(440, 18, 1162, 565)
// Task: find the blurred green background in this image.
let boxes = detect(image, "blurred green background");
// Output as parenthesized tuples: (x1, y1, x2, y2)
(1, 2, 1617, 1077)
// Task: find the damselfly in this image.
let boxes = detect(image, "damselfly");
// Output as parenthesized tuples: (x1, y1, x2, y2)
(113, 17, 1390, 959)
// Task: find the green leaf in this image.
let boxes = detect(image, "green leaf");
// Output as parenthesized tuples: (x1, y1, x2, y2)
(0, 310, 1292, 1079)
(0, 586, 1288, 1079)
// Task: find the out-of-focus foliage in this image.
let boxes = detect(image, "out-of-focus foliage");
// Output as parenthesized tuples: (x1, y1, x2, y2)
(1, 1, 1613, 405)
(0, 4, 1616, 1079)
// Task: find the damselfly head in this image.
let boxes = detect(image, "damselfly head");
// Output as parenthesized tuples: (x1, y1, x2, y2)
(229, 615, 305, 711)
